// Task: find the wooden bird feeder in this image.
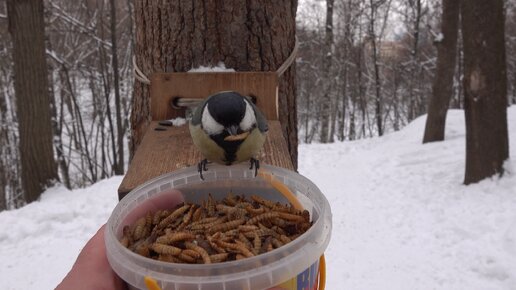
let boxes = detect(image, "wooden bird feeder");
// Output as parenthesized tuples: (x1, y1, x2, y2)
(118, 71, 295, 200)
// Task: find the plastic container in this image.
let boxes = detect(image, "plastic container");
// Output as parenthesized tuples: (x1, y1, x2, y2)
(105, 163, 332, 290)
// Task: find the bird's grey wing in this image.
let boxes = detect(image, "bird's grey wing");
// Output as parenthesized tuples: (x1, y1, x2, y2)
(190, 97, 209, 126)
(249, 100, 269, 133)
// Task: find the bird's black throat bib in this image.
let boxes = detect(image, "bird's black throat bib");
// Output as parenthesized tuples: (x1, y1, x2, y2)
(209, 133, 244, 165)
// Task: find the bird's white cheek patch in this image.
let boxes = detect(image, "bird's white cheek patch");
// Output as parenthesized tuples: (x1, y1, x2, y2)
(240, 101, 256, 131)
(201, 105, 224, 135)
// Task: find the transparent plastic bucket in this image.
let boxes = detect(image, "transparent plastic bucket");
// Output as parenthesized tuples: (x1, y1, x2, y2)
(105, 163, 332, 290)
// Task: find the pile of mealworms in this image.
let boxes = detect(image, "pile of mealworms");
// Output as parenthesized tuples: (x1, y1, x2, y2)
(120, 193, 312, 264)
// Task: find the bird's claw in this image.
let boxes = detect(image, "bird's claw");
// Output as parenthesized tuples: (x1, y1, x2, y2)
(198, 159, 209, 180)
(249, 158, 260, 177)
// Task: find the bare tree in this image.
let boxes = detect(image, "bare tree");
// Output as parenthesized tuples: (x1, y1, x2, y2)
(110, 0, 124, 175)
(319, 0, 334, 143)
(7, 0, 58, 203)
(461, 0, 509, 184)
(422, 0, 459, 143)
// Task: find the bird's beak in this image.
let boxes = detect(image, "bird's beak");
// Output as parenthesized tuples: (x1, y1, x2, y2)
(226, 125, 239, 136)
(224, 125, 249, 141)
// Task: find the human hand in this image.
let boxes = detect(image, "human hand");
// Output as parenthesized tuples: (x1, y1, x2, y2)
(55, 224, 126, 290)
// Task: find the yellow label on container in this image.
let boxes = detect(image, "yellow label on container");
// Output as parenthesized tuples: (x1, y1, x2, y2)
(270, 259, 320, 290)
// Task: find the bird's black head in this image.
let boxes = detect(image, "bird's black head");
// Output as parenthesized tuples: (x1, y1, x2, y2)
(207, 91, 246, 128)
(201, 91, 256, 137)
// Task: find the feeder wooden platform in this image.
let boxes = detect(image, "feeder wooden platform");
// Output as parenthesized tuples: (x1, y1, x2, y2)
(118, 72, 294, 200)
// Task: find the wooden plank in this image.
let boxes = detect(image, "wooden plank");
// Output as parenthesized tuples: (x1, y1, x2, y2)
(150, 72, 279, 121)
(118, 120, 293, 199)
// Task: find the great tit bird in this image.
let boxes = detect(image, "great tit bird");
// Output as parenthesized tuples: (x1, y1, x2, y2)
(189, 91, 268, 179)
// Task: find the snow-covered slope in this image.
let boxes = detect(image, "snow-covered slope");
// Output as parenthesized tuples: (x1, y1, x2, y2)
(1, 107, 515, 290)
(0, 177, 123, 289)
(299, 107, 516, 290)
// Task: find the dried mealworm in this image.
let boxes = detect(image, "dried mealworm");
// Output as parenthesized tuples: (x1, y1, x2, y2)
(238, 233, 253, 250)
(279, 234, 291, 244)
(185, 242, 211, 264)
(243, 228, 274, 239)
(251, 195, 277, 208)
(235, 240, 255, 258)
(261, 237, 272, 254)
(271, 218, 287, 227)
(151, 243, 182, 255)
(210, 253, 229, 263)
(238, 225, 259, 232)
(156, 204, 190, 230)
(135, 242, 151, 257)
(247, 212, 279, 225)
(271, 238, 284, 248)
(271, 225, 287, 236)
(182, 249, 201, 259)
(158, 254, 182, 263)
(152, 210, 163, 225)
(209, 219, 245, 234)
(222, 229, 239, 238)
(192, 206, 204, 222)
(133, 216, 147, 240)
(224, 192, 237, 206)
(156, 232, 196, 244)
(245, 205, 266, 215)
(236, 254, 246, 260)
(206, 194, 216, 217)
(253, 233, 261, 255)
(177, 205, 196, 230)
(267, 240, 274, 252)
(178, 253, 196, 263)
(278, 212, 305, 223)
(207, 237, 226, 253)
(216, 204, 236, 214)
(120, 236, 130, 248)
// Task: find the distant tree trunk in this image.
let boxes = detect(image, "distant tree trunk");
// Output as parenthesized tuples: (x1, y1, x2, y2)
(0, 90, 7, 211)
(422, 0, 459, 143)
(319, 0, 334, 143)
(131, 1, 298, 169)
(407, 0, 422, 122)
(461, 0, 509, 184)
(110, 0, 124, 175)
(337, 62, 348, 141)
(368, 0, 383, 136)
(7, 0, 58, 203)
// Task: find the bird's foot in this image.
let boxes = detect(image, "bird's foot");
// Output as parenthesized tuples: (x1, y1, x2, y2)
(197, 159, 209, 180)
(249, 158, 260, 177)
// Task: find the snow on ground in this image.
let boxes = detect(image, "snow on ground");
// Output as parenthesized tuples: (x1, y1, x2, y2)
(1, 107, 515, 290)
(0, 177, 123, 289)
(299, 107, 516, 290)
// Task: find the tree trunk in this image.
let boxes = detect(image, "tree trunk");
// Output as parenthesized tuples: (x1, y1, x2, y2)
(368, 0, 383, 136)
(461, 0, 509, 185)
(422, 0, 459, 143)
(131, 1, 298, 169)
(7, 0, 58, 203)
(320, 0, 334, 143)
(110, 0, 124, 175)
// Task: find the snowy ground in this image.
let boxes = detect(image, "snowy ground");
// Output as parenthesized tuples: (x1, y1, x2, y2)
(1, 107, 515, 290)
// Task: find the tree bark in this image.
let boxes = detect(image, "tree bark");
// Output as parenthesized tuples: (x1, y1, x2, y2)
(368, 0, 383, 136)
(7, 0, 58, 203)
(422, 0, 459, 143)
(131, 1, 298, 169)
(110, 0, 124, 175)
(319, 0, 334, 143)
(461, 0, 509, 184)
